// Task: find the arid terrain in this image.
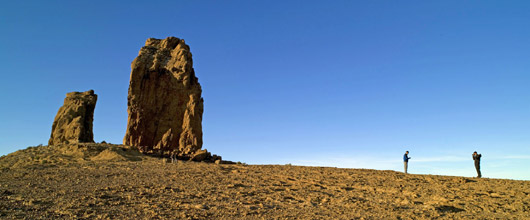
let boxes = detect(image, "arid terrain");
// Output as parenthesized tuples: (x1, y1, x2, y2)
(0, 144, 529, 219)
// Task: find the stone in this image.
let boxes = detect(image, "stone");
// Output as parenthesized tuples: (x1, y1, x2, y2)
(191, 149, 210, 162)
(49, 90, 97, 145)
(124, 37, 204, 158)
(212, 154, 222, 162)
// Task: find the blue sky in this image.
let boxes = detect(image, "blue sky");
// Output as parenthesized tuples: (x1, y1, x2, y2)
(1, 1, 530, 180)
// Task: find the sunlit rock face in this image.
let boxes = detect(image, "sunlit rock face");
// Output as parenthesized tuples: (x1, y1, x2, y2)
(49, 90, 97, 145)
(124, 37, 204, 158)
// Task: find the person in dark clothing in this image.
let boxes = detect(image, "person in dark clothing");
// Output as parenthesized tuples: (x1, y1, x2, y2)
(403, 151, 411, 174)
(472, 151, 482, 178)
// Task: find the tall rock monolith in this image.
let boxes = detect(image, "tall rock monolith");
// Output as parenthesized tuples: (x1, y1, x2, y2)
(49, 90, 97, 145)
(124, 37, 204, 158)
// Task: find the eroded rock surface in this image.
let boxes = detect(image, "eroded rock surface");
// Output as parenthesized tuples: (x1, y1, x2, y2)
(124, 37, 204, 158)
(49, 90, 97, 145)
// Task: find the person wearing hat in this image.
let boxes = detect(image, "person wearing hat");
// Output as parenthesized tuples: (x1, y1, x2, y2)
(472, 151, 482, 178)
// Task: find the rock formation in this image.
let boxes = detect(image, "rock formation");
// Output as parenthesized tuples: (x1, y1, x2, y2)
(49, 90, 97, 145)
(124, 37, 205, 158)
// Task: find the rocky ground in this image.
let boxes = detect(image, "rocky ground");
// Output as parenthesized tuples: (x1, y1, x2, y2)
(0, 144, 529, 219)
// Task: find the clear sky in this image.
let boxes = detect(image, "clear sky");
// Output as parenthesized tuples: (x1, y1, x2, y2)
(1, 1, 530, 180)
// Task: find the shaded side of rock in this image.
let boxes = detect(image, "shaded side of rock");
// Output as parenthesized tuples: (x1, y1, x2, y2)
(123, 37, 204, 158)
(49, 90, 97, 145)
(190, 149, 210, 162)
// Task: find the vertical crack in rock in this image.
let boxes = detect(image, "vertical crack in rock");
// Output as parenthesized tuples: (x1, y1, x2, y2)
(124, 37, 205, 159)
(49, 90, 97, 145)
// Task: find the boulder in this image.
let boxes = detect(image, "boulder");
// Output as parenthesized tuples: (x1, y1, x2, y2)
(124, 37, 204, 158)
(49, 90, 97, 145)
(191, 149, 211, 162)
(212, 154, 222, 162)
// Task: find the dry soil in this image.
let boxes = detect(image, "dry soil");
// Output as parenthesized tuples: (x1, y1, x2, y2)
(0, 144, 529, 219)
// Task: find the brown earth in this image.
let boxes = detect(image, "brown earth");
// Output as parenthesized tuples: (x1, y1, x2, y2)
(1, 144, 529, 219)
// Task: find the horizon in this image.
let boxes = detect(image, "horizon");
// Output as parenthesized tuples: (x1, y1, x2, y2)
(1, 1, 530, 180)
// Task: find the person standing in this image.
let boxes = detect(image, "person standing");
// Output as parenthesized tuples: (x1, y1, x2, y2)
(472, 151, 482, 178)
(403, 151, 411, 174)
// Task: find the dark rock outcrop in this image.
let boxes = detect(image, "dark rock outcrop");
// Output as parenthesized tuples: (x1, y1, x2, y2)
(123, 37, 204, 158)
(49, 90, 97, 145)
